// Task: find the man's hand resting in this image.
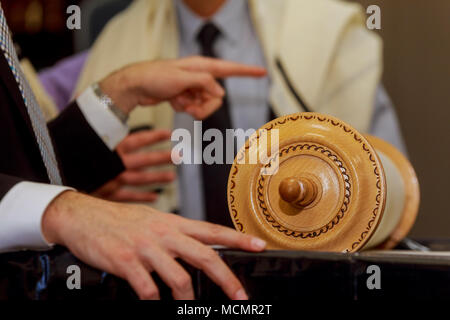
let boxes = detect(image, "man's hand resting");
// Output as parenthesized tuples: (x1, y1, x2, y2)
(99, 56, 266, 119)
(93, 129, 175, 202)
(41, 191, 266, 300)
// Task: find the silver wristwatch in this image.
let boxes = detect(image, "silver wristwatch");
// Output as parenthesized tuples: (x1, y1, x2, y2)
(92, 82, 129, 124)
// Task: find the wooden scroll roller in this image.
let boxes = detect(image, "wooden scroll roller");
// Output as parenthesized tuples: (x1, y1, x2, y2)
(227, 113, 420, 252)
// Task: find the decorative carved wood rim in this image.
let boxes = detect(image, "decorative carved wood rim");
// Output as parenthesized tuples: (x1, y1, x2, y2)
(228, 165, 244, 232)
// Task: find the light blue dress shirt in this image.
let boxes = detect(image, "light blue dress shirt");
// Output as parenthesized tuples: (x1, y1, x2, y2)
(174, 0, 407, 220)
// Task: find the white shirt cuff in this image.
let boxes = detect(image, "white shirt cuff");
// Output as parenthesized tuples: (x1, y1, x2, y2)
(76, 86, 129, 150)
(0, 182, 73, 253)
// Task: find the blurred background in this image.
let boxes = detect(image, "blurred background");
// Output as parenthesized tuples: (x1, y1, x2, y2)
(2, 0, 449, 238)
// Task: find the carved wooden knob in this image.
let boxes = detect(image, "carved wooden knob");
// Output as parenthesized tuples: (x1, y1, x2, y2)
(279, 177, 317, 208)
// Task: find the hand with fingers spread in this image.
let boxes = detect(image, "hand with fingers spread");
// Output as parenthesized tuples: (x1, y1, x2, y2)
(99, 56, 266, 119)
(93, 129, 175, 203)
(42, 191, 266, 300)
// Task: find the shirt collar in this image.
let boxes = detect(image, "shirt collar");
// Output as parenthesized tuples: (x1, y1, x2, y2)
(175, 0, 248, 46)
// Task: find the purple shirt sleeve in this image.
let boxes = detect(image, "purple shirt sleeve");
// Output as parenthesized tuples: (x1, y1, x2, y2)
(38, 50, 89, 111)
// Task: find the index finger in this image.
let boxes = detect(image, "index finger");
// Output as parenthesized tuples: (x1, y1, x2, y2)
(180, 219, 267, 252)
(178, 56, 267, 79)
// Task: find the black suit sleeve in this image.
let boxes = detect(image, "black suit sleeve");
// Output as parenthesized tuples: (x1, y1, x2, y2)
(0, 174, 24, 201)
(48, 101, 125, 193)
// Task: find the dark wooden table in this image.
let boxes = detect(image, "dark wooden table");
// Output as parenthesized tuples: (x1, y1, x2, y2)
(0, 239, 449, 300)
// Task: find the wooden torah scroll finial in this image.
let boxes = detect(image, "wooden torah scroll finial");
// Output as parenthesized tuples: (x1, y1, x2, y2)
(227, 112, 420, 252)
(279, 177, 317, 208)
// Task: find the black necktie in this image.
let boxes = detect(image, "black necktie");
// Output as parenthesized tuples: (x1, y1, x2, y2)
(197, 23, 234, 227)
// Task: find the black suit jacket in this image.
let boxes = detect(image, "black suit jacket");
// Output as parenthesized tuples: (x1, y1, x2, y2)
(0, 51, 125, 200)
